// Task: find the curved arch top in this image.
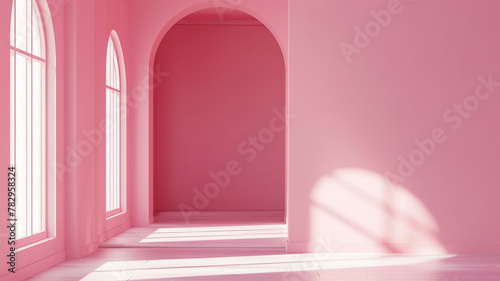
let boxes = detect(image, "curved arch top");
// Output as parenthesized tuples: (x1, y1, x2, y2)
(34, 0, 56, 68)
(107, 30, 127, 94)
(148, 1, 287, 72)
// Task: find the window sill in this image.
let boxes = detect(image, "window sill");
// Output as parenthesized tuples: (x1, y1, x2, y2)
(106, 210, 126, 220)
(18, 236, 56, 252)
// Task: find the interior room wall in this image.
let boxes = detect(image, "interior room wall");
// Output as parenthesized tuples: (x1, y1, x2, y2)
(64, 0, 131, 260)
(94, 0, 131, 246)
(153, 23, 286, 212)
(288, 0, 500, 254)
(3, 2, 498, 279)
(1, 4, 15, 280)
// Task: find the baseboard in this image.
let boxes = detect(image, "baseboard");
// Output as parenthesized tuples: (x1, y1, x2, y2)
(97, 221, 131, 244)
(78, 241, 100, 258)
(0, 250, 65, 281)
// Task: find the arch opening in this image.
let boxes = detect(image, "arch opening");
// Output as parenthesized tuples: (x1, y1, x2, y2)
(151, 7, 287, 226)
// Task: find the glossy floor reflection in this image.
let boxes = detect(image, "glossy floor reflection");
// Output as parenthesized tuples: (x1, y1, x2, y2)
(28, 248, 500, 281)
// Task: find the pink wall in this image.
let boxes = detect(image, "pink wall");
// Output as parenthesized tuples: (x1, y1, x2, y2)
(95, 0, 131, 245)
(64, 0, 130, 260)
(288, 0, 500, 254)
(128, 0, 289, 225)
(0, 2, 14, 278)
(153, 24, 285, 212)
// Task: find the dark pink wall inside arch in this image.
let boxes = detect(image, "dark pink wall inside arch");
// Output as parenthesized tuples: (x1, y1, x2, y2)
(128, 0, 288, 226)
(153, 24, 286, 211)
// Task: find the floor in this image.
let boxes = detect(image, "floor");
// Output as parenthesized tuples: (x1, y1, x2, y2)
(28, 213, 500, 280)
(100, 211, 287, 249)
(27, 249, 500, 281)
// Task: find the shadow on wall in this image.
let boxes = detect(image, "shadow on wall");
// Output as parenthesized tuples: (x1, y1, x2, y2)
(309, 168, 446, 254)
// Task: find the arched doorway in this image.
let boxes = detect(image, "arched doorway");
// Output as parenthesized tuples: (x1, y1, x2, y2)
(152, 7, 286, 224)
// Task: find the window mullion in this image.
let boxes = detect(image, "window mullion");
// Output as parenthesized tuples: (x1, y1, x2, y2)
(12, 47, 45, 61)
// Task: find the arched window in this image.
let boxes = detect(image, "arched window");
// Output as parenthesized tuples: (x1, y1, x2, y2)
(10, 0, 48, 246)
(105, 32, 124, 216)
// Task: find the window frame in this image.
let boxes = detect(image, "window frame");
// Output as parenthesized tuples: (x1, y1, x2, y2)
(10, 0, 49, 248)
(105, 32, 125, 218)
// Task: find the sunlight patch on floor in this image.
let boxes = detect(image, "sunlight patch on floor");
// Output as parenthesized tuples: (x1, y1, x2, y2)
(86, 253, 456, 280)
(140, 224, 287, 243)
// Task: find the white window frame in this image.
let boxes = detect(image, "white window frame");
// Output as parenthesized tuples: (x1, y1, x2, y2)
(10, 0, 48, 247)
(105, 32, 125, 217)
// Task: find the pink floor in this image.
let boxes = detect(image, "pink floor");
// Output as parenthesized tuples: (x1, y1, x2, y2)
(27, 247, 500, 280)
(100, 211, 287, 249)
(28, 213, 500, 280)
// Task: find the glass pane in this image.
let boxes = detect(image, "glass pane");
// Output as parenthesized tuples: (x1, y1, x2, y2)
(112, 42, 116, 88)
(105, 90, 121, 212)
(32, 60, 42, 233)
(32, 2, 42, 58)
(106, 38, 120, 91)
(106, 89, 111, 212)
(26, 0, 32, 54)
(15, 0, 27, 51)
(15, 53, 27, 239)
(113, 51, 120, 90)
(106, 40, 111, 87)
(10, 51, 15, 165)
(25, 55, 32, 237)
(10, 1, 15, 47)
(111, 91, 116, 210)
(112, 53, 116, 89)
(41, 61, 46, 232)
(111, 42, 115, 89)
(114, 91, 120, 210)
